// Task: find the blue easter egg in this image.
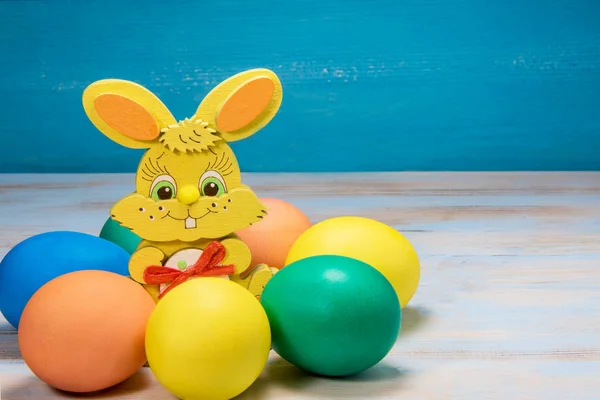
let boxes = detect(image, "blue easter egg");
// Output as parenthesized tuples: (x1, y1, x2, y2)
(0, 231, 131, 329)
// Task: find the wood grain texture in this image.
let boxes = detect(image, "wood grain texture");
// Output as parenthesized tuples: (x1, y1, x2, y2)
(1, 172, 600, 399)
(1, 0, 600, 173)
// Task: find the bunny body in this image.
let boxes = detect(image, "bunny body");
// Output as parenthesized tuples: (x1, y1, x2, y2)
(83, 69, 282, 302)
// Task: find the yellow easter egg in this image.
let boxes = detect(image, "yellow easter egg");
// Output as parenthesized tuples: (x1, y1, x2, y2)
(285, 216, 420, 308)
(145, 278, 271, 400)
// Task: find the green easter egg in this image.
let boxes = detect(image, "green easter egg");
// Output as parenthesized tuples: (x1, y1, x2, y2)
(99, 217, 141, 255)
(260, 255, 401, 377)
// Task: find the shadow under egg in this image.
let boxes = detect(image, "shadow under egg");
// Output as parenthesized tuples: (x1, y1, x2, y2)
(48, 369, 171, 399)
(400, 305, 432, 337)
(236, 356, 411, 399)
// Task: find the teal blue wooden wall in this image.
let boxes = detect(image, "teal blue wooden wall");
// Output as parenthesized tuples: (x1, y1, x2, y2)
(1, 0, 599, 172)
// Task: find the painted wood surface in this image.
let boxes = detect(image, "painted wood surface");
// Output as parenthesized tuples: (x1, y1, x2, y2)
(2, 0, 600, 173)
(1, 172, 600, 399)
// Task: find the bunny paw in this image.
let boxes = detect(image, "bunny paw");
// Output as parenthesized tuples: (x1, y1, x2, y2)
(241, 264, 278, 300)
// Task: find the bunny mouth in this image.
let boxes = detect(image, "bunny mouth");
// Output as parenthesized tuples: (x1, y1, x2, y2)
(163, 209, 212, 229)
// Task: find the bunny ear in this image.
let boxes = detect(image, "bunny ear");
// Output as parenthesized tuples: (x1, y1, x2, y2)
(83, 79, 177, 149)
(193, 69, 282, 142)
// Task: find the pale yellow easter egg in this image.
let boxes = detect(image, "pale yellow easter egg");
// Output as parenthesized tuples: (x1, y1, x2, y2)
(285, 216, 420, 308)
(145, 278, 271, 400)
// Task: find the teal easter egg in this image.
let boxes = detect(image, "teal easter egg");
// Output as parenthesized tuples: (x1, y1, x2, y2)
(99, 217, 142, 255)
(260, 255, 401, 377)
(0, 231, 131, 328)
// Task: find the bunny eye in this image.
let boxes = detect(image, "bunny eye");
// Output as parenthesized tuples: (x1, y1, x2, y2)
(150, 175, 177, 201)
(199, 171, 226, 197)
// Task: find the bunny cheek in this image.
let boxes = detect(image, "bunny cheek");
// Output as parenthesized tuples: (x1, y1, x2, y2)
(183, 186, 266, 240)
(110, 195, 189, 242)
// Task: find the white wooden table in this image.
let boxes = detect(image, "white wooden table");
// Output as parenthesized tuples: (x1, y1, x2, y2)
(1, 172, 599, 399)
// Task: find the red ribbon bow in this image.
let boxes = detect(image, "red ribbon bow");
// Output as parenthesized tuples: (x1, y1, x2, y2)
(143, 241, 235, 299)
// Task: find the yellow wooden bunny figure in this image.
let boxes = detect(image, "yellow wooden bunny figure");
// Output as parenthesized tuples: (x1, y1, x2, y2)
(82, 69, 281, 302)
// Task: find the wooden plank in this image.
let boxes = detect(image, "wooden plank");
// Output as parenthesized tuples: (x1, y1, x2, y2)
(1, 1, 600, 173)
(2, 357, 600, 400)
(0, 172, 599, 398)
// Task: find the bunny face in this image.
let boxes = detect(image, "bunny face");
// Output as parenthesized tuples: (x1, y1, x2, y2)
(110, 140, 265, 242)
(83, 69, 282, 242)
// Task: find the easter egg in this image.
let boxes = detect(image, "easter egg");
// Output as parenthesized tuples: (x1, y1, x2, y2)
(0, 231, 131, 328)
(236, 198, 311, 270)
(99, 216, 142, 254)
(18, 270, 155, 393)
(261, 255, 401, 377)
(286, 216, 420, 308)
(145, 278, 271, 400)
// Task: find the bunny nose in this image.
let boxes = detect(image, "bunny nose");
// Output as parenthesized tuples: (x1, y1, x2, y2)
(178, 185, 200, 205)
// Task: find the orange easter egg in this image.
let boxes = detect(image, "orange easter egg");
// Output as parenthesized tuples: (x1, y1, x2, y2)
(18, 270, 155, 393)
(237, 198, 312, 270)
